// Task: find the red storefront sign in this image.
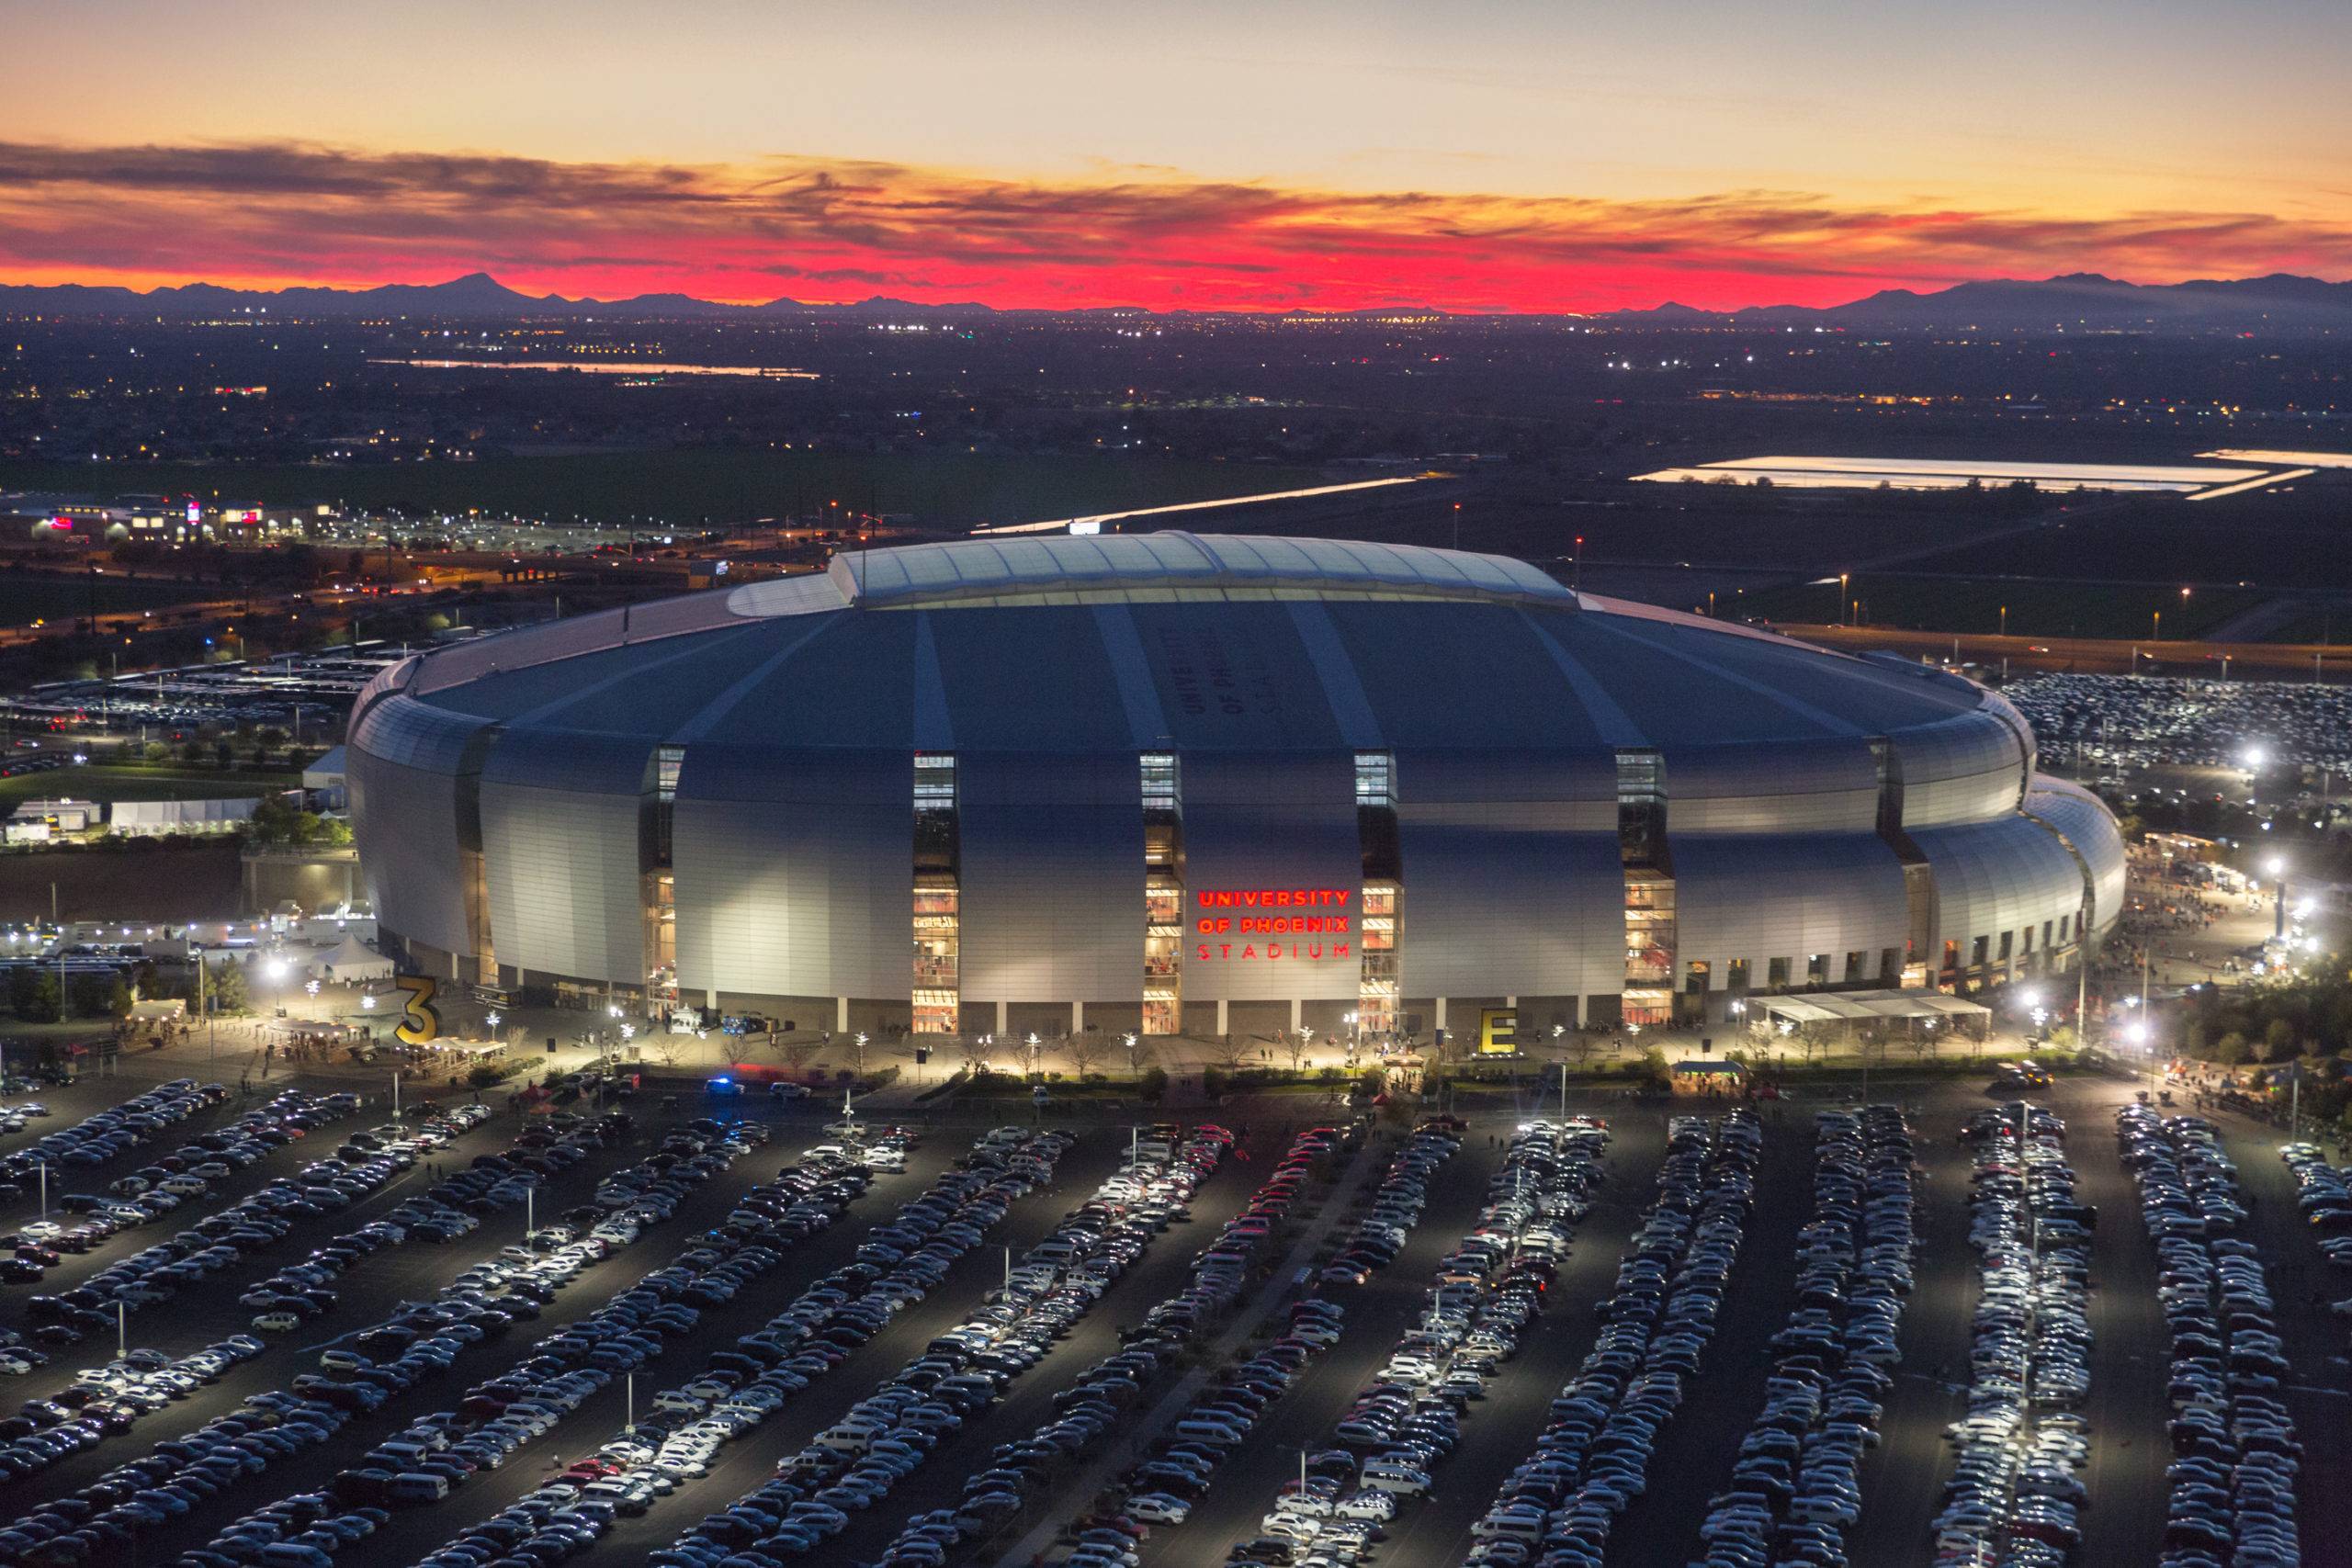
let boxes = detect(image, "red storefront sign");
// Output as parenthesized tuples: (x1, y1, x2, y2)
(1193, 887, 1353, 961)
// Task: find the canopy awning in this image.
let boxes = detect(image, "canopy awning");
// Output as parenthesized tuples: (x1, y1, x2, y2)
(1752, 989, 1992, 1026)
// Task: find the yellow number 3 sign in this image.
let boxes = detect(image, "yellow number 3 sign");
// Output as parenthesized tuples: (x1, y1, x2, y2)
(394, 975, 442, 1045)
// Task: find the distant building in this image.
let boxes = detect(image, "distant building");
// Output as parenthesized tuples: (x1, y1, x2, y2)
(109, 798, 259, 836)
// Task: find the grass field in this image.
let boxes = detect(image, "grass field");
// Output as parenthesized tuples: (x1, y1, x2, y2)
(0, 765, 300, 807)
(0, 576, 218, 627)
(1738, 574, 2268, 640)
(0, 840, 243, 922)
(0, 451, 1328, 531)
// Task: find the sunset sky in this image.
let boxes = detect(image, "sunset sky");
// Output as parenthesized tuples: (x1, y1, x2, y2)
(2, 0, 2346, 311)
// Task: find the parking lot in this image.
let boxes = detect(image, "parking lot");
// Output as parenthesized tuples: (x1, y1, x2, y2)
(0, 1061, 2333, 1568)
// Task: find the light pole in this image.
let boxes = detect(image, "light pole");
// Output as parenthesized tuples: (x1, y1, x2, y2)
(2267, 855, 2288, 939)
(1124, 1032, 1138, 1076)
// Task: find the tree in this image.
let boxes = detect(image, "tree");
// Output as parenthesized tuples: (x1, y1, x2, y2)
(1206, 1033, 1253, 1074)
(204, 957, 249, 1015)
(68, 973, 111, 1019)
(1136, 1066, 1169, 1103)
(2265, 1018, 2298, 1062)
(1636, 1045, 1672, 1091)
(1891, 1021, 1935, 1065)
(9, 968, 58, 1023)
(1565, 1031, 1600, 1074)
(2214, 1032, 2250, 1068)
(1066, 1031, 1111, 1079)
(141, 740, 169, 763)
(1282, 1031, 1306, 1074)
(772, 1034, 827, 1077)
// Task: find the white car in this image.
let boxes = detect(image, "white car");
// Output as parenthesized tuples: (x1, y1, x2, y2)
(1125, 1494, 1189, 1525)
(252, 1312, 302, 1334)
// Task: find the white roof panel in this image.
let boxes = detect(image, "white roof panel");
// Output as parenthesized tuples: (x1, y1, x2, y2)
(797, 531, 1572, 612)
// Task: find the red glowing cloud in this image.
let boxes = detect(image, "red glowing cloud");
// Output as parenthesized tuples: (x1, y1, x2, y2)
(2, 141, 2348, 312)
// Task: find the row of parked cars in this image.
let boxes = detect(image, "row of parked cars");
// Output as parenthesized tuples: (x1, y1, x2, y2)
(601, 1128, 1075, 1566)
(13, 1091, 365, 1347)
(1215, 1117, 1599, 1568)
(0, 1358, 354, 1564)
(1319, 1120, 1462, 1287)
(0, 1109, 616, 1565)
(1, 1078, 220, 1199)
(390, 1139, 896, 1568)
(1937, 1104, 2093, 1567)
(647, 1127, 1211, 1568)
(0, 1335, 267, 1493)
(2278, 1143, 2352, 1258)
(132, 1117, 744, 1568)
(1068, 1128, 1363, 1568)
(10, 1082, 289, 1276)
(2121, 1108, 2303, 1568)
(230, 1106, 531, 1338)
(1465, 1110, 1762, 1568)
(148, 1119, 768, 1568)
(866, 1124, 1268, 1568)
(1696, 1105, 1918, 1568)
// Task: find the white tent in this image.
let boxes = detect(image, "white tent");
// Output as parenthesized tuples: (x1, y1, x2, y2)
(312, 936, 394, 984)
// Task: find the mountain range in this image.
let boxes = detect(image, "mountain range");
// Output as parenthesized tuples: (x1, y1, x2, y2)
(2, 269, 2347, 331)
(1605, 272, 2352, 331)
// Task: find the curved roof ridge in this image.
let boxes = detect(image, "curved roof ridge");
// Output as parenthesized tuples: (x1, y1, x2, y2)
(802, 530, 1573, 611)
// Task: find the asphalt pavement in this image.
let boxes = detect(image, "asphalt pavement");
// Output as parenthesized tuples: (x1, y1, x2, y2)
(0, 1066, 2341, 1568)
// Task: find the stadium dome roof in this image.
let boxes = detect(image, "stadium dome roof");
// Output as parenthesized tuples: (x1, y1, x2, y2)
(362, 534, 2009, 760)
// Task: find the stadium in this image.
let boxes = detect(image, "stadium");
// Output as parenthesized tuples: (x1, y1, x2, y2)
(345, 532, 2125, 1044)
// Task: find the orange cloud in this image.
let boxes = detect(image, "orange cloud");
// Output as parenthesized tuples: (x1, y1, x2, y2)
(1, 140, 2347, 311)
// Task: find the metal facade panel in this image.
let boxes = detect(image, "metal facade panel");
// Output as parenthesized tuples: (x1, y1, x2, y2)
(1121, 604, 1347, 752)
(672, 747, 910, 1000)
(481, 728, 650, 793)
(408, 609, 631, 694)
(1671, 835, 1910, 985)
(1321, 601, 1603, 751)
(481, 763, 645, 987)
(958, 752, 1140, 1007)
(1179, 751, 1362, 1003)
(2024, 780, 2127, 938)
(347, 750, 472, 958)
(1913, 815, 2086, 960)
(1897, 710, 2027, 828)
(349, 694, 492, 775)
(1397, 752, 1620, 998)
(1664, 739, 1878, 834)
(928, 607, 1135, 752)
